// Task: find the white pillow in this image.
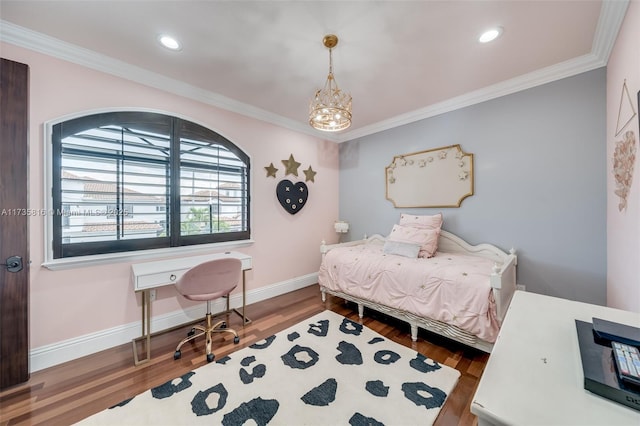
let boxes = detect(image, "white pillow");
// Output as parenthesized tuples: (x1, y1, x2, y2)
(383, 240, 421, 258)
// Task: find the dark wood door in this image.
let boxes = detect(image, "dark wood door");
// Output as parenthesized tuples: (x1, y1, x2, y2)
(0, 58, 30, 389)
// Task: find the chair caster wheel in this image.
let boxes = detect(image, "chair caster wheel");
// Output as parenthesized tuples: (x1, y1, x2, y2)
(220, 322, 227, 329)
(187, 328, 196, 337)
(207, 353, 215, 363)
(234, 336, 240, 344)
(174, 350, 181, 360)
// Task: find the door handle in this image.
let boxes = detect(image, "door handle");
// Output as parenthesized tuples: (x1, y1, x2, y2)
(5, 256, 23, 273)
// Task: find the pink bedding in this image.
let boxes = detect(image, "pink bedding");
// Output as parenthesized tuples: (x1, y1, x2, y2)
(318, 239, 500, 342)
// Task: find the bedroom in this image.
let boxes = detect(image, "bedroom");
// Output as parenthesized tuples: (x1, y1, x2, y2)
(0, 0, 638, 423)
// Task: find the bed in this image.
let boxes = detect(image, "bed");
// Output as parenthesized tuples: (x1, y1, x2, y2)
(318, 224, 517, 353)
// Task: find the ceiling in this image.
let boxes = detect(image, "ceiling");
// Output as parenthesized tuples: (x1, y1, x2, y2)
(0, 1, 629, 142)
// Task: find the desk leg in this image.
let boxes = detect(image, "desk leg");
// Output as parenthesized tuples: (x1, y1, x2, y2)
(132, 290, 151, 365)
(232, 269, 251, 325)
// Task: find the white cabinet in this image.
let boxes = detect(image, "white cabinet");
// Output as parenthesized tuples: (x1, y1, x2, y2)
(471, 291, 640, 425)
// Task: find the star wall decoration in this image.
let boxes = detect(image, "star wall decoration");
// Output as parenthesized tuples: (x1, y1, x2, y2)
(303, 166, 317, 182)
(282, 154, 301, 177)
(264, 162, 278, 178)
(267, 154, 317, 214)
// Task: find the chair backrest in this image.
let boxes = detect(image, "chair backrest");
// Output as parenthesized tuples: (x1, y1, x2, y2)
(175, 257, 242, 302)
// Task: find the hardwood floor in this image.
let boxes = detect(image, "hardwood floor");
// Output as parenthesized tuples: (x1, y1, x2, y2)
(0, 285, 488, 425)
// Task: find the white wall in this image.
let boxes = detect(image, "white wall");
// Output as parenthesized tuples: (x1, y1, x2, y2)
(339, 68, 607, 305)
(606, 1, 640, 312)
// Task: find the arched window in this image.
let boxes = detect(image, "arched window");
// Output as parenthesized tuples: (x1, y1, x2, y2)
(49, 111, 250, 259)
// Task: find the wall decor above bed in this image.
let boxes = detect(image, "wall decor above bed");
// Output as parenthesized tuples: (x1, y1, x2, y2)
(385, 144, 474, 208)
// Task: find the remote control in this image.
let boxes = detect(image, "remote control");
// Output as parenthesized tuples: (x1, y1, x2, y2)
(612, 341, 640, 387)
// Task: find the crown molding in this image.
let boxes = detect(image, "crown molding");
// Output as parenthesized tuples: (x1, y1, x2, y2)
(335, 0, 630, 143)
(591, 0, 629, 63)
(0, 0, 629, 145)
(0, 20, 336, 141)
(335, 52, 604, 142)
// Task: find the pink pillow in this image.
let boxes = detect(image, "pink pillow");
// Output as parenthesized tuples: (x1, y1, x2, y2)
(399, 213, 443, 230)
(388, 224, 439, 258)
(418, 228, 440, 258)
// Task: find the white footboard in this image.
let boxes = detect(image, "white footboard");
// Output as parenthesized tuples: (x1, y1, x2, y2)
(490, 252, 517, 324)
(320, 235, 379, 255)
(437, 230, 517, 324)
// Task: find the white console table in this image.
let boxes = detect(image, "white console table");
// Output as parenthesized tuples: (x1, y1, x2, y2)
(471, 291, 640, 425)
(130, 251, 252, 365)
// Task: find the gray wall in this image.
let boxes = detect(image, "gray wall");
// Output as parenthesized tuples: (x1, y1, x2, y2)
(339, 68, 607, 305)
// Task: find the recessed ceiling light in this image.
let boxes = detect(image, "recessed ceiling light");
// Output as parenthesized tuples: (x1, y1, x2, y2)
(478, 27, 503, 43)
(158, 35, 181, 51)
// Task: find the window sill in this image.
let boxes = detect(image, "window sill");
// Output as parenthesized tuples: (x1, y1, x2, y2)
(41, 239, 255, 271)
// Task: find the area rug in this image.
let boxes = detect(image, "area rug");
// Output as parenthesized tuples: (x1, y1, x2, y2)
(78, 310, 460, 425)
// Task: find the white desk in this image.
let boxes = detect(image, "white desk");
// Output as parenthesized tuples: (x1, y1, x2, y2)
(130, 251, 252, 365)
(471, 291, 640, 425)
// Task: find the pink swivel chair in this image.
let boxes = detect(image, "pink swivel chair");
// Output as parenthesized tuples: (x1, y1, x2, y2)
(173, 257, 241, 362)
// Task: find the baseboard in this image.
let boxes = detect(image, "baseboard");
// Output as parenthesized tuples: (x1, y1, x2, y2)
(29, 273, 318, 372)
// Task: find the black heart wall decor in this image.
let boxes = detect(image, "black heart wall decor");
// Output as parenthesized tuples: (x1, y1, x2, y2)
(276, 179, 308, 215)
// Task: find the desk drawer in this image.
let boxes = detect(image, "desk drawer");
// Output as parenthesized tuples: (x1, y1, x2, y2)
(136, 268, 189, 290)
(132, 252, 252, 292)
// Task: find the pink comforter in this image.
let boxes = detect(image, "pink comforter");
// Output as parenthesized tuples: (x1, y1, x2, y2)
(318, 240, 500, 342)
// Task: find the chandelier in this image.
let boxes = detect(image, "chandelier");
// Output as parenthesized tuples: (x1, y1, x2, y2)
(309, 34, 352, 132)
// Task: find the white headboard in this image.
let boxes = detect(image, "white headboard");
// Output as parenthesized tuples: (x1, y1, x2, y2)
(437, 230, 510, 264)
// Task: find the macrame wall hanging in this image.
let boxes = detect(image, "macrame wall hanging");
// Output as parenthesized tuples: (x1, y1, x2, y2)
(612, 81, 638, 212)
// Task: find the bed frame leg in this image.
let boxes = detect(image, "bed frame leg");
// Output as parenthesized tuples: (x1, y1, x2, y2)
(321, 290, 326, 303)
(358, 304, 364, 318)
(410, 324, 418, 342)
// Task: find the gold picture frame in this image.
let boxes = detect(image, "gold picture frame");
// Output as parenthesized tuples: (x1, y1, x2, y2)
(385, 144, 474, 208)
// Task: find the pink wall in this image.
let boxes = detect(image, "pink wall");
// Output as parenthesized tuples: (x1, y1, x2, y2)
(606, 1, 640, 312)
(1, 42, 340, 348)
